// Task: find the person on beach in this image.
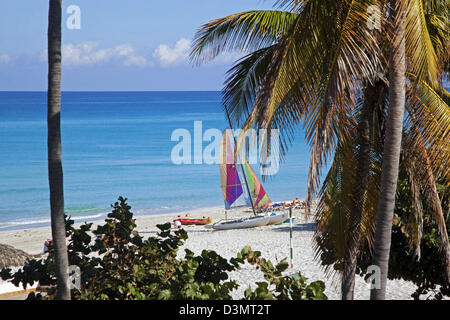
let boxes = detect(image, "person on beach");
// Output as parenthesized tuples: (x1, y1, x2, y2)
(284, 201, 293, 207)
(42, 239, 52, 255)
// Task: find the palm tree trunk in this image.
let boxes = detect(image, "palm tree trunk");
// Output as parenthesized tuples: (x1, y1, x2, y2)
(370, 0, 406, 300)
(341, 83, 376, 300)
(48, 0, 70, 300)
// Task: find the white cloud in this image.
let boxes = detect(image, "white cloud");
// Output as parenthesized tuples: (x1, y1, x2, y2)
(153, 38, 191, 67)
(0, 54, 11, 64)
(152, 37, 248, 67)
(36, 38, 246, 69)
(40, 42, 152, 67)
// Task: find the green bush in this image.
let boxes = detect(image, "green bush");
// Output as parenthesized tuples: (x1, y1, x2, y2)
(1, 197, 327, 300)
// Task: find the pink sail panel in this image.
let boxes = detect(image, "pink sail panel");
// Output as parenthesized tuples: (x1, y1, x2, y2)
(220, 130, 243, 209)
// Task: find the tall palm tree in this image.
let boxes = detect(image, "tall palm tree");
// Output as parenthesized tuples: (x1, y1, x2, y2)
(314, 79, 450, 298)
(370, 0, 449, 299)
(47, 0, 70, 300)
(191, 0, 449, 299)
(370, 0, 407, 300)
(191, 0, 382, 299)
(316, 0, 450, 299)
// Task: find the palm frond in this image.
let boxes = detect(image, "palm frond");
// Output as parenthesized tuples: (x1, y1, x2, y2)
(314, 140, 356, 277)
(237, 0, 382, 210)
(403, 126, 450, 281)
(405, 77, 450, 183)
(222, 45, 278, 127)
(422, 1, 449, 71)
(190, 10, 299, 65)
(404, 0, 441, 88)
(401, 140, 424, 260)
(313, 84, 384, 278)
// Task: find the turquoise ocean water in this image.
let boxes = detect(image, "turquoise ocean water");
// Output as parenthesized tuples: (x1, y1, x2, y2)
(0, 91, 311, 230)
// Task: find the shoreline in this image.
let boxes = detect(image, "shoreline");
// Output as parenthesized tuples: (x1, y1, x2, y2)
(0, 203, 227, 232)
(0, 204, 229, 255)
(0, 204, 421, 300)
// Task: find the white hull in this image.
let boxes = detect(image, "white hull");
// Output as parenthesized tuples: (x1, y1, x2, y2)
(212, 212, 291, 230)
(212, 215, 271, 230)
(266, 211, 290, 225)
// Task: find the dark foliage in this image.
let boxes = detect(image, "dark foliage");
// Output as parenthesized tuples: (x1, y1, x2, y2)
(1, 197, 327, 300)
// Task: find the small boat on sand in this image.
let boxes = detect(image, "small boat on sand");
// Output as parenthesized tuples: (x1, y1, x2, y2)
(266, 211, 290, 225)
(174, 216, 212, 225)
(212, 215, 269, 230)
(212, 211, 288, 230)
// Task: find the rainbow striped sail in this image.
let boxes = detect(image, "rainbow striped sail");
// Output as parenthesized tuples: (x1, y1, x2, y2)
(220, 131, 243, 209)
(219, 130, 271, 210)
(243, 157, 271, 208)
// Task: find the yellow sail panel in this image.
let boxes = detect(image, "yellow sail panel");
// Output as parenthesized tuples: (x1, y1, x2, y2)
(243, 156, 271, 208)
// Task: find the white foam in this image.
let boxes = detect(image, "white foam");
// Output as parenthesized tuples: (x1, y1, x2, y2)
(0, 213, 104, 230)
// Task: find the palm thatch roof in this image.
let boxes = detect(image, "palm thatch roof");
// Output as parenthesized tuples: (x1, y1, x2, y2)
(0, 244, 31, 269)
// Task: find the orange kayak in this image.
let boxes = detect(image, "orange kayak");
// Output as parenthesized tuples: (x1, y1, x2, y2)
(174, 216, 212, 225)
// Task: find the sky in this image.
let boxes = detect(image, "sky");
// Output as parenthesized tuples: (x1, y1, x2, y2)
(0, 0, 275, 91)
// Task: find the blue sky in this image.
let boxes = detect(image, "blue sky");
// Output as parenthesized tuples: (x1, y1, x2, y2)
(0, 0, 275, 91)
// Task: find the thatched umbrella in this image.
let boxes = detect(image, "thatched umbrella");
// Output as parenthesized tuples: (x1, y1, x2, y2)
(0, 244, 31, 269)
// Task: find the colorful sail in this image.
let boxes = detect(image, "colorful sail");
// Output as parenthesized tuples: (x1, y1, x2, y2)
(220, 131, 243, 209)
(220, 129, 271, 210)
(242, 157, 271, 208)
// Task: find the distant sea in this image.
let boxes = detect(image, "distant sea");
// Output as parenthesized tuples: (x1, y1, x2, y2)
(0, 91, 311, 230)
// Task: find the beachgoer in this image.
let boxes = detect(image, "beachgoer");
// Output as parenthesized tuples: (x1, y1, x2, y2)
(43, 239, 52, 255)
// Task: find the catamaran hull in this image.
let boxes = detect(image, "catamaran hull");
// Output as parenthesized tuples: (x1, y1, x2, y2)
(212, 211, 292, 230)
(212, 215, 271, 230)
(266, 212, 290, 225)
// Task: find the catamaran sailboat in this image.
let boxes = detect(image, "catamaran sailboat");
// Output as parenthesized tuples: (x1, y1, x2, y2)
(212, 129, 288, 230)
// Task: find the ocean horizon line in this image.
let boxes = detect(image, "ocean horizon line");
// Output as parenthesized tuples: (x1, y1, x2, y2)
(0, 90, 223, 93)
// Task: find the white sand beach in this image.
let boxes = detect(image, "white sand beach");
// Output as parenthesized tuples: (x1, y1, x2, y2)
(0, 205, 418, 300)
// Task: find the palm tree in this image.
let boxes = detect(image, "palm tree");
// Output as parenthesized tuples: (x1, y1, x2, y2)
(369, 0, 406, 300)
(315, 0, 450, 299)
(191, 1, 382, 299)
(370, 0, 449, 299)
(47, 0, 70, 300)
(191, 0, 449, 299)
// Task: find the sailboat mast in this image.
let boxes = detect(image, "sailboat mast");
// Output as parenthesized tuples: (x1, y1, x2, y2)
(225, 110, 257, 216)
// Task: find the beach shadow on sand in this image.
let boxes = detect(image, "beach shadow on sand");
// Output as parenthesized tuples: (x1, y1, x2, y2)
(273, 222, 316, 232)
(137, 222, 317, 234)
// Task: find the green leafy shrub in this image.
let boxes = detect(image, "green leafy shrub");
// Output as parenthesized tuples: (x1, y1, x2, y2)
(1, 197, 327, 300)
